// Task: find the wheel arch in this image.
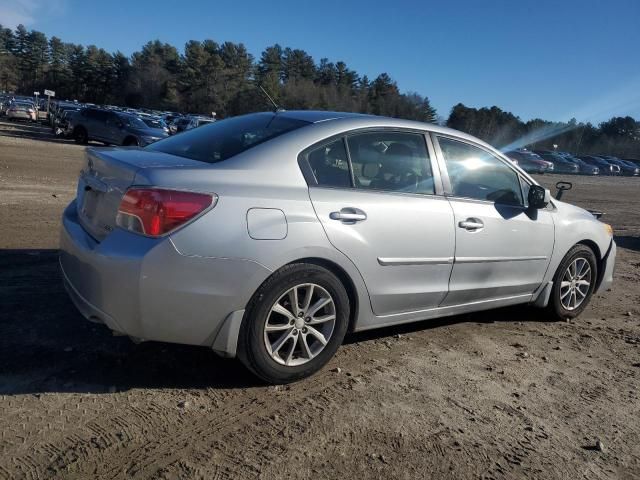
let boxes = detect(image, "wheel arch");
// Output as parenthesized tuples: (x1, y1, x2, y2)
(123, 135, 138, 146)
(576, 239, 601, 260)
(284, 257, 359, 333)
(576, 238, 611, 292)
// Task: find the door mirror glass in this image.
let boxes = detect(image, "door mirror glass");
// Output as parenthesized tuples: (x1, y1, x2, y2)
(528, 184, 550, 209)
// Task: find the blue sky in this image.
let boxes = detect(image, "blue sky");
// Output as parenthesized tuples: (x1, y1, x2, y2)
(2, 0, 639, 123)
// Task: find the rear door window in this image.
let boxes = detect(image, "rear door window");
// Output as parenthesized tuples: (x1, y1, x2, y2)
(347, 131, 434, 195)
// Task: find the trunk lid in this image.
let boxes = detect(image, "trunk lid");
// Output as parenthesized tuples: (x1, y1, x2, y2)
(76, 147, 205, 241)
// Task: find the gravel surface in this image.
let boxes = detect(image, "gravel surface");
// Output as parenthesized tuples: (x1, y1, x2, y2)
(1, 119, 639, 479)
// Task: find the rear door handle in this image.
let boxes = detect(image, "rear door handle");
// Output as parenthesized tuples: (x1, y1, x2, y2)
(330, 208, 367, 223)
(458, 218, 484, 230)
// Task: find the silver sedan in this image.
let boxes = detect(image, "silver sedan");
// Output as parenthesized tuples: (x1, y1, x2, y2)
(60, 111, 616, 383)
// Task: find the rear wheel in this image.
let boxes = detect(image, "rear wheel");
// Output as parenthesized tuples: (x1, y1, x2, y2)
(74, 127, 88, 144)
(548, 244, 597, 320)
(238, 263, 350, 383)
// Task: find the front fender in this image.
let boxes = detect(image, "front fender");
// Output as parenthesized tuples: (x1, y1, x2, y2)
(543, 200, 614, 286)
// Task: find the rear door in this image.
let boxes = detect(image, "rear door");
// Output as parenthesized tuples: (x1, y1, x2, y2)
(433, 135, 555, 306)
(82, 109, 108, 142)
(104, 112, 123, 145)
(306, 130, 456, 316)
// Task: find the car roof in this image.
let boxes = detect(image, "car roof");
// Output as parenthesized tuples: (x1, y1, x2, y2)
(276, 109, 476, 138)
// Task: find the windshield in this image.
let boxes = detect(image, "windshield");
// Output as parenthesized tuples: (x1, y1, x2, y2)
(147, 112, 310, 163)
(119, 114, 148, 129)
(142, 118, 166, 129)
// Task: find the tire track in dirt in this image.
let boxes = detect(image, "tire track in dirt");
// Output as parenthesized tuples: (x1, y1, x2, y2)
(105, 362, 383, 478)
(4, 345, 387, 479)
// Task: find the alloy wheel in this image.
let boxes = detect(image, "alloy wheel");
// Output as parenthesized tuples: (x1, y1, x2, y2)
(263, 283, 336, 366)
(559, 257, 592, 311)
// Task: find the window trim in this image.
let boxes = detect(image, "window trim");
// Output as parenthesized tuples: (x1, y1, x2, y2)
(297, 127, 444, 197)
(431, 133, 526, 207)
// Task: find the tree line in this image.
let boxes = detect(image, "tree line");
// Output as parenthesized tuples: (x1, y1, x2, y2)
(0, 24, 436, 123)
(0, 23, 638, 158)
(446, 104, 640, 159)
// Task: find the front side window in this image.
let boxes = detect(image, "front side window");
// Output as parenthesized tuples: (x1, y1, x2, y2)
(347, 132, 434, 194)
(438, 136, 523, 206)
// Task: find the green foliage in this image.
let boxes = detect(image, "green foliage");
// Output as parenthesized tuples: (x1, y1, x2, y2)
(3, 23, 636, 158)
(0, 24, 438, 125)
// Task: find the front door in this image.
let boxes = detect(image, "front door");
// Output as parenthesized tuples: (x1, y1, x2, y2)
(306, 130, 456, 316)
(434, 135, 555, 306)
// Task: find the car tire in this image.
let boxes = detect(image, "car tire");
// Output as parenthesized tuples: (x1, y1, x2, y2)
(237, 263, 350, 384)
(74, 127, 88, 144)
(123, 137, 139, 147)
(548, 244, 598, 320)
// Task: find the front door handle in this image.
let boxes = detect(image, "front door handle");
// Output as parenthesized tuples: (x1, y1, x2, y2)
(458, 218, 484, 230)
(330, 208, 367, 223)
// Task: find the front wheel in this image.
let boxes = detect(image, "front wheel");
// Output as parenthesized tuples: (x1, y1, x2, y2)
(238, 263, 350, 383)
(548, 244, 597, 320)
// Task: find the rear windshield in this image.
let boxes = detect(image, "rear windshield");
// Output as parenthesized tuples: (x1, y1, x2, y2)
(147, 112, 310, 163)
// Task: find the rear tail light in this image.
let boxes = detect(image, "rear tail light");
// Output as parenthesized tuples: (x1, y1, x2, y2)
(116, 188, 216, 237)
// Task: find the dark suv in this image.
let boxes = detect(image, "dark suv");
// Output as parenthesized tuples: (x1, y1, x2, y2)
(70, 108, 168, 146)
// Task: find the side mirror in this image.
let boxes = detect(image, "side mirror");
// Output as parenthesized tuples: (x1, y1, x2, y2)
(528, 184, 550, 209)
(555, 181, 572, 200)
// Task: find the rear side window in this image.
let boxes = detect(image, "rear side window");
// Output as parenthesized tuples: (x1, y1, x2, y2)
(147, 112, 310, 163)
(83, 109, 108, 121)
(306, 139, 351, 188)
(438, 136, 523, 206)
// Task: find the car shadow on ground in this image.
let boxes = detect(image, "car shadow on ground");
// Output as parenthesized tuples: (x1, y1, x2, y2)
(0, 249, 550, 396)
(615, 235, 640, 253)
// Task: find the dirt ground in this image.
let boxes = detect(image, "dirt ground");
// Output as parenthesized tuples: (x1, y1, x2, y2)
(1, 118, 639, 479)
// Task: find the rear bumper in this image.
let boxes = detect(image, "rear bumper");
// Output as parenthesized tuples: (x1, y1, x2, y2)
(7, 112, 33, 120)
(60, 200, 272, 349)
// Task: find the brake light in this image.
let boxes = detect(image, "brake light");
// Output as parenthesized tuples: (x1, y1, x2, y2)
(116, 188, 216, 237)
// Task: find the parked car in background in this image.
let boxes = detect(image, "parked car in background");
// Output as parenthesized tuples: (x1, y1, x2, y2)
(184, 115, 216, 131)
(69, 108, 168, 146)
(59, 110, 616, 383)
(578, 156, 621, 176)
(0, 98, 12, 116)
(6, 101, 37, 121)
(52, 104, 82, 133)
(139, 115, 170, 134)
(599, 156, 640, 176)
(171, 117, 191, 134)
(55, 108, 82, 136)
(505, 149, 553, 174)
(534, 151, 580, 174)
(558, 153, 600, 175)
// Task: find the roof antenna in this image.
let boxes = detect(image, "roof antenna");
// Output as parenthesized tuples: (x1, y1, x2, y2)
(258, 85, 285, 113)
